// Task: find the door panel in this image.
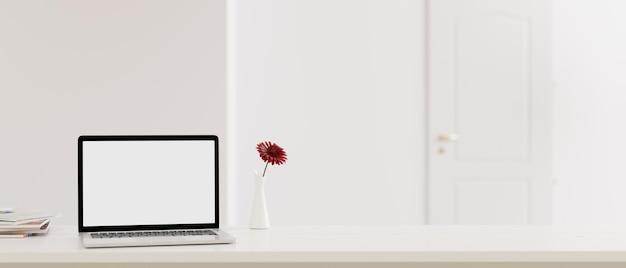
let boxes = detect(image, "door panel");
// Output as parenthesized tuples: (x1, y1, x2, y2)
(456, 179, 529, 224)
(428, 0, 552, 224)
(456, 15, 530, 161)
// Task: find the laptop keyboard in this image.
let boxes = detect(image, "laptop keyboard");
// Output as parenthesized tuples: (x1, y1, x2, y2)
(90, 230, 217, 239)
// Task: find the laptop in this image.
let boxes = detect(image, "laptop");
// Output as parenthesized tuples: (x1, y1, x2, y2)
(78, 135, 235, 248)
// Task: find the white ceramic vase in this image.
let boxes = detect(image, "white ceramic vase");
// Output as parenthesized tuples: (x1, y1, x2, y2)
(250, 171, 270, 229)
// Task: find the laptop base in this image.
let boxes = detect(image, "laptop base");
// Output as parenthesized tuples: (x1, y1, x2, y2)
(81, 229, 235, 248)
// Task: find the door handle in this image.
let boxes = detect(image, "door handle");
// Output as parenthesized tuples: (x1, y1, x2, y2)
(438, 134, 458, 142)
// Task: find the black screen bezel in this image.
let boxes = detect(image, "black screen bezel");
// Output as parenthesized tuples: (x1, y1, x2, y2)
(78, 135, 219, 232)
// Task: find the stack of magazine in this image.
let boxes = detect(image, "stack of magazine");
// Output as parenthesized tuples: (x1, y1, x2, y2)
(0, 208, 57, 238)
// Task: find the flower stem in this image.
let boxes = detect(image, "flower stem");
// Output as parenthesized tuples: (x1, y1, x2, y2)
(262, 162, 269, 177)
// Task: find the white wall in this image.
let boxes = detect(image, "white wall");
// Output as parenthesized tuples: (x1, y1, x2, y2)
(234, 0, 626, 226)
(553, 0, 626, 224)
(0, 0, 227, 225)
(232, 0, 425, 225)
(232, 0, 626, 226)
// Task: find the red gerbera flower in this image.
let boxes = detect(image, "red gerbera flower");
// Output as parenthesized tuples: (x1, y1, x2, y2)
(256, 141, 287, 177)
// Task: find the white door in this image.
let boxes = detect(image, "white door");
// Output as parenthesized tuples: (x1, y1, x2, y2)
(427, 0, 552, 224)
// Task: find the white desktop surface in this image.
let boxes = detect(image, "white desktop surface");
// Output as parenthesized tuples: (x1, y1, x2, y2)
(3, 225, 626, 266)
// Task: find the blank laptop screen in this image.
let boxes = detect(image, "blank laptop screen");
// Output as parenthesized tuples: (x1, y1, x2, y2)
(81, 139, 216, 227)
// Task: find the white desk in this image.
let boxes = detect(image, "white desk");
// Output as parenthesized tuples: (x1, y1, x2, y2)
(3, 225, 626, 267)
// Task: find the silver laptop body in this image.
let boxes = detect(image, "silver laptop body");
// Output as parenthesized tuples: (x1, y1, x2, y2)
(78, 135, 235, 248)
